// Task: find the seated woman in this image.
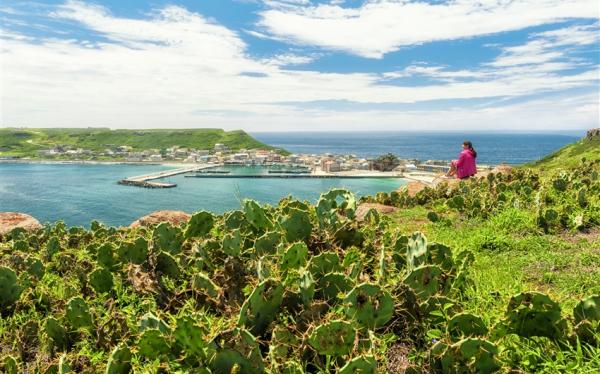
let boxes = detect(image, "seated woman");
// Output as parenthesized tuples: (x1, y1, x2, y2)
(446, 141, 477, 179)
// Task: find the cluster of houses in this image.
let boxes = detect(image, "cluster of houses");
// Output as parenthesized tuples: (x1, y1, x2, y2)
(35, 143, 486, 173)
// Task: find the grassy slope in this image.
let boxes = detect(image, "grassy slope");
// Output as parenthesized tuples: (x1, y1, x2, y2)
(0, 128, 285, 157)
(389, 137, 600, 371)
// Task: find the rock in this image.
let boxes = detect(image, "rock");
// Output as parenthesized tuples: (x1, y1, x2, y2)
(431, 176, 460, 188)
(356, 203, 398, 221)
(404, 181, 429, 197)
(130, 210, 191, 228)
(0, 212, 42, 236)
(492, 164, 513, 175)
(586, 128, 600, 140)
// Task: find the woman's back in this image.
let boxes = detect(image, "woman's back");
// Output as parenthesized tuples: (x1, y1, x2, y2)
(456, 149, 477, 178)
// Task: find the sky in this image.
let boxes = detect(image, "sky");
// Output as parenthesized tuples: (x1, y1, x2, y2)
(0, 0, 598, 132)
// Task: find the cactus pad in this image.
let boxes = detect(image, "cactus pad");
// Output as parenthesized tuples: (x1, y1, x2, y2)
(406, 232, 428, 271)
(244, 200, 273, 231)
(44, 317, 68, 349)
(0, 266, 22, 308)
(254, 231, 282, 256)
(118, 237, 148, 264)
(447, 313, 488, 338)
(280, 208, 312, 243)
(106, 345, 132, 374)
(192, 272, 221, 299)
(308, 252, 342, 279)
(317, 272, 353, 301)
(65, 297, 93, 329)
(308, 320, 355, 356)
(89, 268, 114, 294)
(222, 229, 242, 256)
(573, 295, 600, 324)
(156, 251, 181, 278)
(153, 222, 184, 254)
(238, 279, 284, 336)
(139, 312, 170, 334)
(338, 355, 377, 374)
(505, 292, 567, 339)
(280, 242, 308, 273)
(404, 265, 445, 299)
(344, 283, 394, 329)
(431, 338, 500, 373)
(138, 329, 170, 359)
(185, 211, 215, 238)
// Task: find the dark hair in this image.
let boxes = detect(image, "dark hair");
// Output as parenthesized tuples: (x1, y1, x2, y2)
(463, 140, 477, 158)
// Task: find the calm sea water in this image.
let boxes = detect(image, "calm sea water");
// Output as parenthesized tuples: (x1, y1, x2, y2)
(0, 163, 404, 227)
(252, 132, 581, 165)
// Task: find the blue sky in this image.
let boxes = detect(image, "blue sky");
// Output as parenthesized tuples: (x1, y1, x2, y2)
(1, 0, 598, 131)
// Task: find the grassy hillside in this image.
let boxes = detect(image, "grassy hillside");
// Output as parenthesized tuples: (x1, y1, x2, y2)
(529, 135, 600, 171)
(0, 128, 285, 157)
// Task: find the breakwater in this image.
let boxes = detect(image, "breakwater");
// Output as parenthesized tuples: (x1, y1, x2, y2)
(184, 174, 400, 179)
(119, 164, 215, 188)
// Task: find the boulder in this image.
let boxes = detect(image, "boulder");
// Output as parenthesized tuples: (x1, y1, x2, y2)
(0, 212, 42, 236)
(356, 203, 398, 221)
(130, 210, 191, 228)
(492, 164, 513, 175)
(404, 181, 429, 197)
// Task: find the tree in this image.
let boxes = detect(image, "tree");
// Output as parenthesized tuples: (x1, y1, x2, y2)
(373, 153, 400, 172)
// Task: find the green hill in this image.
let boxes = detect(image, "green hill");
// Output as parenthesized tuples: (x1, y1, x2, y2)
(529, 132, 600, 171)
(0, 128, 285, 157)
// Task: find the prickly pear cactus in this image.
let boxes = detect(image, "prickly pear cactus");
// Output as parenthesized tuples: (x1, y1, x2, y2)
(89, 268, 114, 294)
(138, 329, 170, 359)
(407, 232, 428, 271)
(139, 312, 170, 334)
(209, 328, 264, 374)
(431, 338, 500, 373)
(105, 345, 132, 374)
(308, 320, 355, 356)
(238, 279, 284, 336)
(308, 252, 342, 279)
(185, 211, 215, 239)
(299, 270, 315, 306)
(280, 242, 308, 273)
(447, 313, 488, 339)
(222, 229, 242, 256)
(65, 297, 93, 329)
(26, 258, 45, 279)
(317, 272, 353, 301)
(426, 243, 454, 272)
(427, 211, 440, 223)
(573, 294, 600, 324)
(244, 199, 273, 231)
(344, 283, 394, 329)
(280, 208, 312, 243)
(505, 292, 567, 339)
(173, 316, 206, 357)
(58, 353, 71, 373)
(404, 265, 445, 299)
(2, 355, 18, 374)
(224, 210, 246, 230)
(192, 272, 221, 299)
(46, 236, 61, 259)
(152, 222, 184, 254)
(0, 266, 22, 308)
(118, 237, 148, 265)
(269, 326, 299, 363)
(44, 317, 68, 349)
(156, 251, 181, 278)
(96, 243, 117, 269)
(253, 231, 280, 256)
(338, 355, 377, 374)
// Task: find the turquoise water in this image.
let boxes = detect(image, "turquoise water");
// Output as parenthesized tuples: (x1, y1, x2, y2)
(0, 163, 405, 227)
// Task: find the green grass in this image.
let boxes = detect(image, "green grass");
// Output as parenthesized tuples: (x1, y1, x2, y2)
(528, 136, 600, 172)
(0, 128, 287, 157)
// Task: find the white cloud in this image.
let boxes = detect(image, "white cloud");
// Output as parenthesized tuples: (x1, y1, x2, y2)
(0, 1, 598, 131)
(257, 0, 599, 58)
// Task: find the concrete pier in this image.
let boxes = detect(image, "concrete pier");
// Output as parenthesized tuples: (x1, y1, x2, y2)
(119, 164, 215, 188)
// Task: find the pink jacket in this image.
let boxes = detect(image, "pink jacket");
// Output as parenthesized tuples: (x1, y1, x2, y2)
(455, 149, 477, 179)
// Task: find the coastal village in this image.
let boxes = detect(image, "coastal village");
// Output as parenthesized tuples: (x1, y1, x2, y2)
(30, 143, 493, 179)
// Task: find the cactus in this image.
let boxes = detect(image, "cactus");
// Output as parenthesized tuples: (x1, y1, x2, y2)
(65, 297, 93, 329)
(269, 326, 299, 363)
(280, 242, 308, 273)
(13, 239, 28, 252)
(225, 210, 246, 230)
(254, 231, 281, 256)
(0, 266, 22, 308)
(316, 189, 357, 230)
(185, 211, 215, 238)
(46, 236, 61, 259)
(139, 312, 170, 334)
(344, 283, 394, 329)
(244, 200, 273, 231)
(210, 328, 264, 374)
(299, 270, 315, 306)
(544, 208, 558, 222)
(44, 317, 68, 349)
(105, 345, 132, 374)
(317, 272, 353, 301)
(138, 329, 170, 359)
(504, 292, 567, 339)
(573, 295, 600, 324)
(2, 355, 18, 374)
(308, 320, 355, 356)
(173, 316, 206, 357)
(26, 258, 44, 279)
(280, 208, 312, 243)
(89, 268, 114, 294)
(431, 338, 500, 373)
(282, 361, 305, 374)
(447, 313, 488, 339)
(118, 237, 148, 264)
(156, 251, 181, 278)
(426, 243, 454, 272)
(238, 279, 284, 336)
(58, 353, 71, 373)
(308, 251, 342, 280)
(552, 177, 568, 191)
(404, 265, 445, 299)
(96, 243, 117, 269)
(192, 272, 221, 299)
(222, 229, 242, 257)
(153, 222, 183, 255)
(406, 232, 428, 271)
(338, 356, 377, 374)
(427, 211, 440, 223)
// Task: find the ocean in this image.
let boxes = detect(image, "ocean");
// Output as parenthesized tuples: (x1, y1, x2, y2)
(0, 132, 580, 227)
(252, 132, 581, 165)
